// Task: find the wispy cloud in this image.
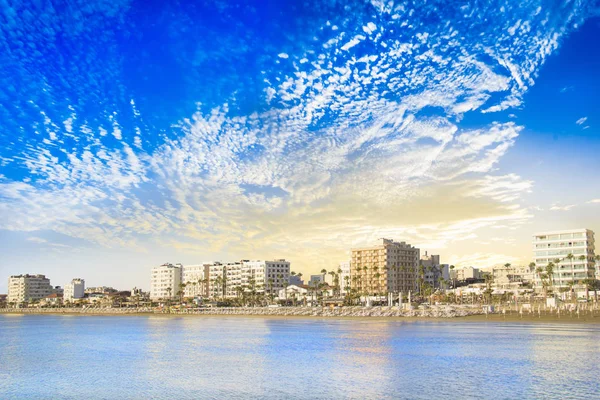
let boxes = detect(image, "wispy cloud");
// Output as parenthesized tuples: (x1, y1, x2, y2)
(0, 1, 593, 273)
(588, 199, 600, 204)
(576, 117, 588, 125)
(550, 203, 577, 211)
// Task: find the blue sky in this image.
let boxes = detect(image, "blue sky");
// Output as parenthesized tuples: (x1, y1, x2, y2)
(1, 0, 599, 292)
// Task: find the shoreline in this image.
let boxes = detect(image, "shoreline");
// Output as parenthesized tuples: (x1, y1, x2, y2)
(2, 306, 600, 323)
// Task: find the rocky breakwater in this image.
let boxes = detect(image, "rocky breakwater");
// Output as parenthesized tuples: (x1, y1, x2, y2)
(0, 305, 484, 318)
(0, 307, 154, 314)
(166, 305, 483, 318)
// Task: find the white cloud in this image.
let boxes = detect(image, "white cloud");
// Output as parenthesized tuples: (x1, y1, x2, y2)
(549, 204, 576, 211)
(27, 237, 47, 244)
(576, 117, 587, 125)
(588, 199, 600, 204)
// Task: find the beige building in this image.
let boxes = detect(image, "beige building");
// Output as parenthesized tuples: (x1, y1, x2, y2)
(350, 238, 420, 295)
(489, 265, 535, 290)
(450, 266, 482, 283)
(8, 274, 54, 304)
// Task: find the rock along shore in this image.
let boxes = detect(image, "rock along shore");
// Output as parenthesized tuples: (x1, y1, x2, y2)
(0, 305, 483, 318)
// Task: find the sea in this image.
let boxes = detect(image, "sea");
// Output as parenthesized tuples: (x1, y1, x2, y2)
(1, 314, 599, 399)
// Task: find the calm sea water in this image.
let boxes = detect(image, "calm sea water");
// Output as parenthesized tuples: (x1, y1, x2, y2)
(1, 315, 599, 399)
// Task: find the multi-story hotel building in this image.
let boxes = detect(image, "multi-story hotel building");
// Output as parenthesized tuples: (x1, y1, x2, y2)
(7, 274, 54, 304)
(533, 229, 596, 289)
(207, 260, 291, 299)
(242, 260, 290, 296)
(64, 279, 85, 302)
(350, 239, 420, 295)
(208, 262, 243, 299)
(182, 264, 210, 298)
(150, 263, 183, 300)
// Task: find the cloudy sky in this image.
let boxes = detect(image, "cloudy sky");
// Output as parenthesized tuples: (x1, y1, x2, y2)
(0, 0, 599, 292)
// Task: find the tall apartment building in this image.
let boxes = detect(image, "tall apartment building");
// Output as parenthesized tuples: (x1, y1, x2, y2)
(7, 274, 54, 304)
(350, 239, 420, 295)
(64, 279, 85, 302)
(208, 262, 243, 299)
(533, 229, 596, 289)
(182, 264, 210, 298)
(242, 260, 290, 297)
(150, 263, 183, 300)
(207, 260, 291, 299)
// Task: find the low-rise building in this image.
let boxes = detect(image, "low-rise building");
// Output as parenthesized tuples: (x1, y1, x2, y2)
(8, 274, 54, 304)
(450, 267, 482, 283)
(289, 274, 304, 286)
(278, 284, 309, 302)
(85, 286, 117, 294)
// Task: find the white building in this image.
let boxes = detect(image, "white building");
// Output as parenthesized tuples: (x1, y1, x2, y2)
(64, 279, 85, 302)
(150, 263, 183, 301)
(182, 264, 210, 298)
(339, 261, 351, 294)
(242, 260, 290, 297)
(208, 262, 243, 299)
(8, 274, 54, 304)
(533, 229, 596, 290)
(207, 259, 291, 299)
(420, 253, 449, 288)
(278, 284, 309, 302)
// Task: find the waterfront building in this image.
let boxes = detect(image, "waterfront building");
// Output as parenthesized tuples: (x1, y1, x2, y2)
(64, 279, 85, 302)
(289, 274, 304, 286)
(449, 267, 482, 283)
(350, 238, 420, 295)
(7, 274, 54, 304)
(208, 262, 242, 299)
(420, 252, 449, 288)
(533, 229, 596, 290)
(150, 263, 183, 301)
(339, 261, 351, 294)
(488, 265, 535, 291)
(85, 286, 117, 294)
(182, 264, 210, 298)
(242, 260, 291, 298)
(309, 274, 325, 286)
(278, 284, 309, 302)
(41, 293, 63, 306)
(207, 260, 291, 299)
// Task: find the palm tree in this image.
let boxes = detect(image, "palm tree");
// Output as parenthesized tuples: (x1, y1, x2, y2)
(449, 265, 456, 288)
(546, 262, 555, 295)
(565, 253, 574, 290)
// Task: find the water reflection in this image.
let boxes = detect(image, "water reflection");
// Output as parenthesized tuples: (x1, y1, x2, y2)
(1, 315, 599, 399)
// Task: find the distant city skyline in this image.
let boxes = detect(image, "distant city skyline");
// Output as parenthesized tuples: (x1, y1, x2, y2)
(1, 1, 599, 293)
